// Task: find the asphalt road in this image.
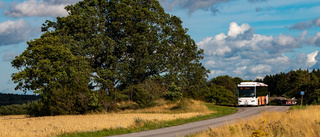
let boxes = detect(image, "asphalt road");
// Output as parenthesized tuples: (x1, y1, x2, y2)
(108, 106, 290, 137)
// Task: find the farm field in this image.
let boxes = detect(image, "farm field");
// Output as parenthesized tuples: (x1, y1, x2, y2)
(192, 105, 320, 137)
(0, 100, 213, 137)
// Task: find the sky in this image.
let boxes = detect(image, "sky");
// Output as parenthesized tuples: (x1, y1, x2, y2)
(0, 0, 320, 94)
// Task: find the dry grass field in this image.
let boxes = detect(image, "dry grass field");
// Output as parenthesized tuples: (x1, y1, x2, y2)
(0, 100, 213, 137)
(195, 105, 320, 137)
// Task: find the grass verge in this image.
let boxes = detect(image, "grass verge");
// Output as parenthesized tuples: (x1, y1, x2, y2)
(289, 105, 307, 110)
(58, 103, 237, 137)
(191, 105, 320, 137)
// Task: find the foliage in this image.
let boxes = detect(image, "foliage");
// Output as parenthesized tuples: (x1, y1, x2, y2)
(127, 79, 166, 108)
(209, 75, 238, 92)
(164, 82, 182, 101)
(26, 101, 46, 117)
(0, 104, 27, 115)
(0, 93, 40, 106)
(170, 98, 191, 111)
(203, 85, 237, 105)
(264, 69, 320, 105)
(11, 0, 208, 116)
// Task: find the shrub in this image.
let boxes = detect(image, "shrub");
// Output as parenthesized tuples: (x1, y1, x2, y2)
(203, 85, 237, 105)
(26, 101, 47, 117)
(170, 98, 191, 111)
(0, 104, 28, 115)
(164, 82, 182, 102)
(134, 117, 146, 127)
(127, 79, 166, 108)
(164, 92, 182, 102)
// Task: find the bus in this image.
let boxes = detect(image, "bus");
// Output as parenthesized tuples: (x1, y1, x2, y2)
(237, 82, 269, 106)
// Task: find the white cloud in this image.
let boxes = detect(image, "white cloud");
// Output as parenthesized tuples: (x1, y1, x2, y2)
(314, 17, 320, 27)
(311, 32, 320, 46)
(273, 34, 297, 47)
(250, 64, 271, 74)
(233, 66, 247, 75)
(209, 70, 226, 77)
(0, 19, 35, 46)
(159, 0, 230, 15)
(198, 21, 320, 79)
(289, 17, 320, 30)
(307, 51, 319, 67)
(227, 22, 251, 38)
(289, 20, 313, 30)
(265, 55, 290, 65)
(3, 0, 80, 17)
(206, 60, 216, 68)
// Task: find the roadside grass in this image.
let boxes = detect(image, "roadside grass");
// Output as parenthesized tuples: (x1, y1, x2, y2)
(191, 105, 320, 137)
(289, 105, 307, 110)
(58, 102, 238, 137)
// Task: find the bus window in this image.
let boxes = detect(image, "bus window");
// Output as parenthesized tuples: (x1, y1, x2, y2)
(238, 87, 255, 97)
(256, 86, 268, 96)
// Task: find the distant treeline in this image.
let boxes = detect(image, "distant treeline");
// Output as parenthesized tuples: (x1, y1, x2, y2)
(0, 93, 40, 106)
(261, 68, 320, 105)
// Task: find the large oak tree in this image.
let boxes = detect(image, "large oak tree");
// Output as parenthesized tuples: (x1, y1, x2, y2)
(12, 0, 208, 115)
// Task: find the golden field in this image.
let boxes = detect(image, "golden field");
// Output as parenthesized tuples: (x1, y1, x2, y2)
(195, 105, 320, 137)
(0, 100, 213, 137)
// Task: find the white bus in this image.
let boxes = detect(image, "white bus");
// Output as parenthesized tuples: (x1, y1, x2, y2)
(237, 82, 269, 106)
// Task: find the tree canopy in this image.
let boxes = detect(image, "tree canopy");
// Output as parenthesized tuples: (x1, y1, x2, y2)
(264, 69, 320, 105)
(11, 0, 208, 115)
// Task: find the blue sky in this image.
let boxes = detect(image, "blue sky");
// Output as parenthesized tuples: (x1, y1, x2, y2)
(0, 0, 320, 94)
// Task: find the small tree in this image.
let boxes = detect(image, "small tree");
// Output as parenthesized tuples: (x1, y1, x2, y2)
(203, 85, 237, 105)
(11, 35, 93, 116)
(129, 79, 166, 108)
(164, 82, 182, 101)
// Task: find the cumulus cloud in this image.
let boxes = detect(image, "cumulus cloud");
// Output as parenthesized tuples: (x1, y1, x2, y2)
(307, 51, 319, 67)
(160, 0, 230, 15)
(290, 17, 320, 30)
(314, 17, 320, 27)
(289, 20, 313, 30)
(198, 22, 320, 79)
(250, 64, 271, 74)
(4, 0, 81, 17)
(160, 0, 272, 15)
(206, 60, 216, 68)
(0, 19, 35, 46)
(312, 52, 320, 69)
(311, 32, 320, 46)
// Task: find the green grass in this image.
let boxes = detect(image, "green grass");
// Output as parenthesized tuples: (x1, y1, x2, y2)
(58, 103, 238, 137)
(289, 105, 308, 110)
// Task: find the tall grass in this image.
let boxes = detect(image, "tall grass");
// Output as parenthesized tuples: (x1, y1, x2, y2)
(193, 105, 320, 137)
(129, 99, 212, 114)
(60, 102, 237, 137)
(0, 99, 216, 137)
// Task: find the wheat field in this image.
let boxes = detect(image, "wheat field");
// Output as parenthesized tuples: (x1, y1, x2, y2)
(195, 105, 320, 137)
(0, 100, 212, 137)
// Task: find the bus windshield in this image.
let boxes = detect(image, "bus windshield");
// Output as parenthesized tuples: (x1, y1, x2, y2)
(238, 87, 255, 97)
